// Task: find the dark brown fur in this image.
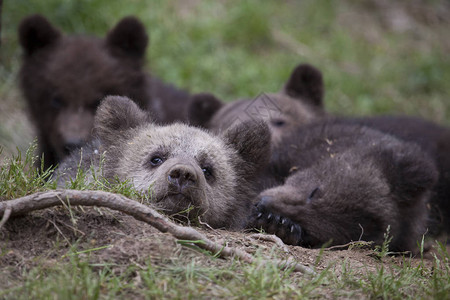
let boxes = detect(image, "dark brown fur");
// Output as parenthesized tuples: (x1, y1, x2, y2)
(188, 63, 328, 145)
(19, 15, 190, 170)
(248, 121, 438, 252)
(56, 96, 271, 229)
(342, 116, 450, 237)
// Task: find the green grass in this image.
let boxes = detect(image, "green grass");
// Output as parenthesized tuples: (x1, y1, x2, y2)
(2, 0, 449, 110)
(1, 1, 450, 298)
(1, 250, 303, 299)
(0, 142, 56, 199)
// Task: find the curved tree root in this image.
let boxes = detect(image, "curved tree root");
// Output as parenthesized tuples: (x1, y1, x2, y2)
(0, 190, 315, 274)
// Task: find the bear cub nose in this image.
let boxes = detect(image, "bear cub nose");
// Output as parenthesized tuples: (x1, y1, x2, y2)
(168, 165, 198, 192)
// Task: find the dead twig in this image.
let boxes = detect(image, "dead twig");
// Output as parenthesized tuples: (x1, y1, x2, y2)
(45, 218, 71, 245)
(249, 233, 290, 254)
(0, 190, 315, 274)
(324, 241, 373, 251)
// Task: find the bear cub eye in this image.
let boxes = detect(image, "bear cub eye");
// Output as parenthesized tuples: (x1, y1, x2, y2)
(150, 156, 164, 167)
(201, 166, 213, 180)
(271, 119, 286, 127)
(306, 187, 319, 204)
(50, 95, 66, 110)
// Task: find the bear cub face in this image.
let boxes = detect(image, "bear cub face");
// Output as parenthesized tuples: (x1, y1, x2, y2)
(19, 15, 150, 169)
(57, 96, 271, 229)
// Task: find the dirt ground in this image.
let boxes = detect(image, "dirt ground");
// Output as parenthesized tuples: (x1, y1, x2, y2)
(1, 204, 442, 292)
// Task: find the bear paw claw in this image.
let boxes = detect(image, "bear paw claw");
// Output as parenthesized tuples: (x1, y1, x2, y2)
(250, 204, 303, 246)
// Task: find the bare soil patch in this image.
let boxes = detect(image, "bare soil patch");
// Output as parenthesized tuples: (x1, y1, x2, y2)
(0, 203, 440, 291)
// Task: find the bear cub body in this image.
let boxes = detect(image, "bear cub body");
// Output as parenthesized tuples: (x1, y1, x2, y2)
(19, 15, 191, 170)
(249, 121, 438, 252)
(345, 115, 450, 237)
(56, 96, 271, 229)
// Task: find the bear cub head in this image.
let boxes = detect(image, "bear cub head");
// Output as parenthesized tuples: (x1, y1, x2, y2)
(19, 15, 150, 169)
(57, 96, 271, 229)
(188, 63, 328, 145)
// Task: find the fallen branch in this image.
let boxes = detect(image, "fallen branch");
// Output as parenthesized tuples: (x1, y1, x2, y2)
(0, 190, 315, 274)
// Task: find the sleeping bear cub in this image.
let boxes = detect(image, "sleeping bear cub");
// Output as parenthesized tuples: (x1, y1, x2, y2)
(56, 96, 271, 229)
(249, 121, 438, 252)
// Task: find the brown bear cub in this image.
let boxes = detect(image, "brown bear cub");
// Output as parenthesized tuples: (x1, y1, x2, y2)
(19, 15, 190, 170)
(248, 121, 438, 252)
(188, 63, 328, 145)
(344, 116, 450, 239)
(56, 96, 271, 229)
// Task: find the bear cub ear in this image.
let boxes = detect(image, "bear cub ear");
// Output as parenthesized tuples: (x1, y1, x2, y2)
(187, 93, 224, 127)
(106, 16, 148, 59)
(94, 96, 150, 145)
(223, 120, 271, 177)
(284, 63, 324, 107)
(19, 14, 61, 56)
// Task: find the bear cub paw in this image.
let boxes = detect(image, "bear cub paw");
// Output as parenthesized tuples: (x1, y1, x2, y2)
(250, 200, 303, 246)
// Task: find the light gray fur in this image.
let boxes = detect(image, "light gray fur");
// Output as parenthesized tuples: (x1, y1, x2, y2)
(56, 96, 271, 229)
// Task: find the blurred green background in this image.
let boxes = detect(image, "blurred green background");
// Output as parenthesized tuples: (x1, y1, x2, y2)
(1, 0, 449, 159)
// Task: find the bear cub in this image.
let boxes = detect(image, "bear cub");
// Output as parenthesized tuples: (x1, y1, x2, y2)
(188, 63, 328, 145)
(344, 116, 450, 238)
(56, 96, 271, 229)
(19, 15, 191, 170)
(248, 121, 438, 252)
